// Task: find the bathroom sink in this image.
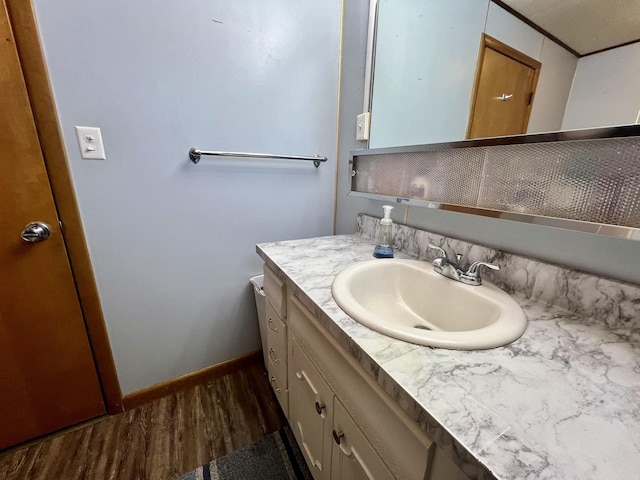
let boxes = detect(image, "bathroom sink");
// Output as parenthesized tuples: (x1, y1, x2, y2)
(331, 259, 526, 350)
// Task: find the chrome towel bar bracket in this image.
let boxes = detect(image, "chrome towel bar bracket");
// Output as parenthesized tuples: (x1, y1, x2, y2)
(189, 148, 328, 168)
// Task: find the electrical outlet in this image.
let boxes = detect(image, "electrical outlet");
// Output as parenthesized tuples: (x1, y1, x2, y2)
(356, 112, 370, 141)
(75, 126, 106, 160)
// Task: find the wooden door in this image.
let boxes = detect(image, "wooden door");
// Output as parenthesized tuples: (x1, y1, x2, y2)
(467, 35, 541, 139)
(0, 0, 105, 449)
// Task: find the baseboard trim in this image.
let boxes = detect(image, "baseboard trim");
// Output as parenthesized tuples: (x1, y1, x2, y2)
(123, 349, 263, 410)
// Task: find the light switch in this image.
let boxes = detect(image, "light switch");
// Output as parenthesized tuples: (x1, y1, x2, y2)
(75, 126, 106, 160)
(356, 112, 370, 141)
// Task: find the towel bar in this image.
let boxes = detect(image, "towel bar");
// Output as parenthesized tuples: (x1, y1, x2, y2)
(189, 148, 327, 168)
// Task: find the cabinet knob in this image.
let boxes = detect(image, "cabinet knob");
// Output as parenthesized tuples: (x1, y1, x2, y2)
(267, 318, 278, 332)
(270, 377, 281, 393)
(315, 401, 326, 415)
(332, 430, 344, 445)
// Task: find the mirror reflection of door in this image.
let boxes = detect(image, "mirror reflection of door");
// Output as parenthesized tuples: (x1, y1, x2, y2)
(467, 34, 541, 139)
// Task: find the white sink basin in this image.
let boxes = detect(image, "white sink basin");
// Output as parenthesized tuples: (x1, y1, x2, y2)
(331, 259, 526, 350)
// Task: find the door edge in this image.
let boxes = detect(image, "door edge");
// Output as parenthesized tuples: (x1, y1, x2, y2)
(5, 0, 123, 413)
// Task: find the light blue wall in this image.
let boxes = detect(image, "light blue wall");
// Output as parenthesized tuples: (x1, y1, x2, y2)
(34, 0, 341, 394)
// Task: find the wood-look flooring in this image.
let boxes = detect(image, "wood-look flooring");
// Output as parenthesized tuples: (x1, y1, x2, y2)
(0, 363, 287, 479)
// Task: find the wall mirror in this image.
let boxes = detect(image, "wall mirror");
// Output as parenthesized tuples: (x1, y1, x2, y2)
(366, 0, 640, 149)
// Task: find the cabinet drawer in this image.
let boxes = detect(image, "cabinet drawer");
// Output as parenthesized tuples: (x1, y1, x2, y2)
(264, 264, 286, 318)
(266, 301, 287, 383)
(268, 367, 289, 417)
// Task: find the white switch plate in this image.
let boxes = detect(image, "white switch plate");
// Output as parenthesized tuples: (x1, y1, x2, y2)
(75, 126, 106, 160)
(356, 112, 370, 141)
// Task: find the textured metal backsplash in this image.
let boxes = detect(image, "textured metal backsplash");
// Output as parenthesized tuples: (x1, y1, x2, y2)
(352, 136, 640, 228)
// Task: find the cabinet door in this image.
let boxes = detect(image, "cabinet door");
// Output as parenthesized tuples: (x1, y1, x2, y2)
(289, 337, 333, 480)
(331, 398, 395, 480)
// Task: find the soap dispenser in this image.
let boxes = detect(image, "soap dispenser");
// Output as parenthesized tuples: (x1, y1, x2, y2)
(373, 205, 394, 258)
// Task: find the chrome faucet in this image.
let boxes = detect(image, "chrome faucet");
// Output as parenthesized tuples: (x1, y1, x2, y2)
(427, 243, 499, 286)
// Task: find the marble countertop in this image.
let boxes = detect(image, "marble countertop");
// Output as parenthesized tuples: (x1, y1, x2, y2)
(257, 233, 640, 480)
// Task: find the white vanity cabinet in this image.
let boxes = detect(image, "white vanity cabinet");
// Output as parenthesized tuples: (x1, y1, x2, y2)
(262, 263, 469, 480)
(289, 334, 395, 480)
(288, 293, 433, 480)
(263, 265, 289, 416)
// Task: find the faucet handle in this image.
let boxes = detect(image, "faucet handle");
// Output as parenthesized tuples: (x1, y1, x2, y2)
(460, 261, 500, 286)
(466, 261, 500, 274)
(427, 243, 448, 259)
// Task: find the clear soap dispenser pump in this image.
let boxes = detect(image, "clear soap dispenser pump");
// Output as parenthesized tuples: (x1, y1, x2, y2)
(373, 205, 394, 258)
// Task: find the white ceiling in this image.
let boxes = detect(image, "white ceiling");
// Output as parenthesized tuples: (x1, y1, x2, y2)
(499, 0, 640, 56)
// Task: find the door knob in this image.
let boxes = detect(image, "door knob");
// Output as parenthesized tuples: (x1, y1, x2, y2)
(21, 222, 51, 243)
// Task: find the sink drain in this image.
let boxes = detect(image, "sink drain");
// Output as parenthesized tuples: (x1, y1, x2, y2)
(413, 325, 432, 331)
